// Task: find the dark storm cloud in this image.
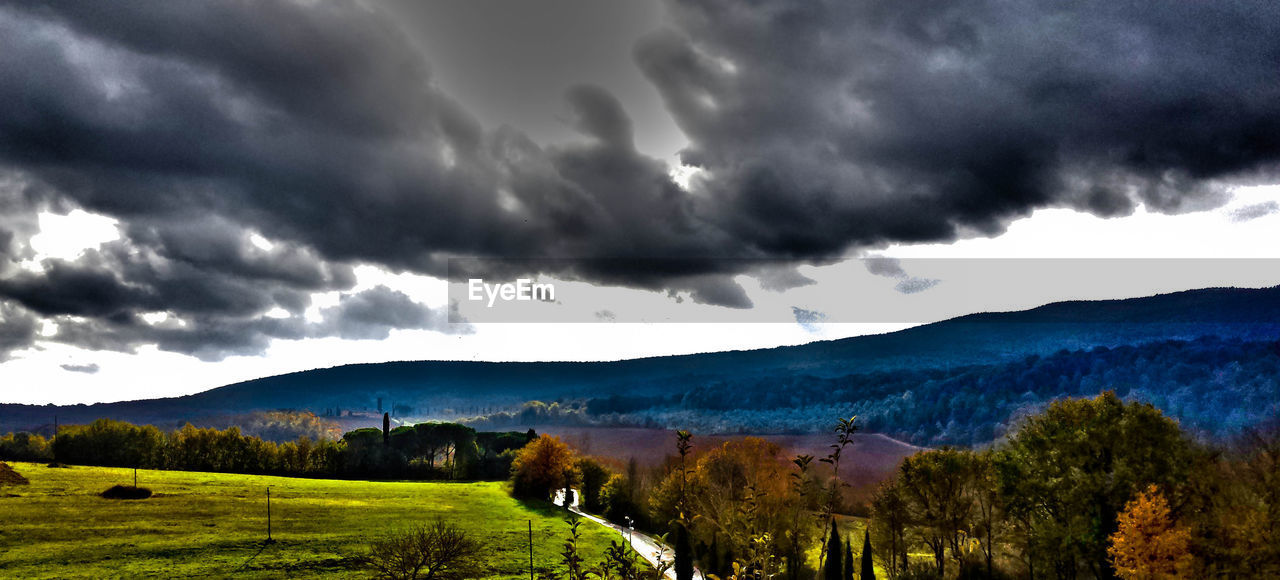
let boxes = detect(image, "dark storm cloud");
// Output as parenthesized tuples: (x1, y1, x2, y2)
(123, 217, 357, 295)
(0, 1, 483, 359)
(0, 0, 1278, 358)
(0, 225, 352, 323)
(635, 0, 1280, 256)
(0, 199, 446, 360)
(0, 181, 41, 275)
(0, 302, 37, 362)
(47, 311, 311, 362)
(0, 2, 734, 278)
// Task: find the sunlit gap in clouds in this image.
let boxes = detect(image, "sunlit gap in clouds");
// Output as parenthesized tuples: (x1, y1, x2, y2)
(28, 210, 119, 262)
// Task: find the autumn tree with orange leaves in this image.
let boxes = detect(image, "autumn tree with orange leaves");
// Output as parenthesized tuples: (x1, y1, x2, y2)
(510, 434, 579, 501)
(650, 437, 813, 576)
(1108, 485, 1193, 580)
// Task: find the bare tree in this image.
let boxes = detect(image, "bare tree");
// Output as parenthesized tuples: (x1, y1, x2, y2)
(364, 519, 483, 580)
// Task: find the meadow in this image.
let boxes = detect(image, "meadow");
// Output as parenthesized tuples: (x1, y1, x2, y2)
(0, 462, 633, 579)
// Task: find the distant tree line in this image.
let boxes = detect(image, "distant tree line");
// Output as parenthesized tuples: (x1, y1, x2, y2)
(482, 337, 1280, 446)
(0, 418, 533, 480)
(192, 410, 344, 443)
(461, 400, 597, 430)
(0, 431, 49, 462)
(341, 421, 533, 479)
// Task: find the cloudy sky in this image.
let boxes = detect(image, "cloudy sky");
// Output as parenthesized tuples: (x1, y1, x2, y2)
(2, 0, 1279, 404)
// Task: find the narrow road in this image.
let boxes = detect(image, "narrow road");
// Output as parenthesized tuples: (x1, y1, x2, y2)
(553, 490, 704, 579)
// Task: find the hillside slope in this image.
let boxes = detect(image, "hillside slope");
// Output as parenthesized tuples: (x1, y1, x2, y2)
(3, 285, 1278, 436)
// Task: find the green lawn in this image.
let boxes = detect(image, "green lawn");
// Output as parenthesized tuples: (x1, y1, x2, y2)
(0, 463, 631, 579)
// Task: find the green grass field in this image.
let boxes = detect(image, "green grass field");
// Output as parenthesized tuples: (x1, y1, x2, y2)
(0, 462, 635, 579)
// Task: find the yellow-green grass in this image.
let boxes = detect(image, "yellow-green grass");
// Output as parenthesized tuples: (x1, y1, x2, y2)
(803, 516, 869, 573)
(0, 462, 632, 579)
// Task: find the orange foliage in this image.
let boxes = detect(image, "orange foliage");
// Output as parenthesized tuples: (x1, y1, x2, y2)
(1108, 485, 1193, 580)
(510, 434, 579, 500)
(650, 437, 810, 565)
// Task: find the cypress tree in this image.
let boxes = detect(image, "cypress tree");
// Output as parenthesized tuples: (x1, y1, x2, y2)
(824, 520, 843, 580)
(708, 533, 721, 577)
(675, 524, 694, 580)
(845, 538, 855, 580)
(674, 430, 694, 580)
(861, 530, 875, 580)
(382, 412, 390, 446)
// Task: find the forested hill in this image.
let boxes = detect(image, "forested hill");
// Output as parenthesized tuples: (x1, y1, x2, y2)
(3, 285, 1279, 437)
(564, 334, 1280, 445)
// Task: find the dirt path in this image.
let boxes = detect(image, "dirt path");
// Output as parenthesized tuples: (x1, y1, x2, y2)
(554, 489, 704, 579)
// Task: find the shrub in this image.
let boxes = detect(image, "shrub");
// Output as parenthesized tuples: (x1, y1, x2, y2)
(364, 519, 483, 580)
(100, 485, 152, 500)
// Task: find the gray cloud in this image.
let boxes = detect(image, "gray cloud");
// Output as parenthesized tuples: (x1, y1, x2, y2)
(791, 306, 827, 333)
(35, 283, 454, 362)
(1229, 201, 1280, 223)
(865, 257, 909, 279)
(755, 265, 816, 292)
(0, 0, 1278, 359)
(895, 277, 942, 295)
(319, 286, 460, 341)
(863, 256, 941, 295)
(59, 363, 99, 374)
(680, 275, 753, 309)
